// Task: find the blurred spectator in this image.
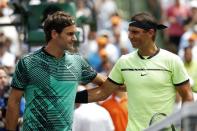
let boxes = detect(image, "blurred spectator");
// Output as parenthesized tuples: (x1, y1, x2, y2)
(76, 0, 91, 18)
(0, 35, 16, 74)
(108, 14, 132, 55)
(179, 0, 197, 54)
(0, 66, 10, 130)
(99, 49, 114, 75)
(0, 1, 20, 56)
(78, 25, 98, 59)
(179, 24, 197, 60)
(0, 65, 25, 129)
(18, 97, 25, 130)
(99, 49, 108, 63)
(4, 37, 12, 53)
(146, 0, 163, 21)
(112, 28, 130, 56)
(100, 91, 128, 131)
(87, 36, 108, 72)
(183, 46, 197, 99)
(166, 0, 190, 54)
(184, 0, 197, 31)
(95, 0, 117, 31)
(175, 45, 197, 109)
(103, 33, 120, 64)
(73, 85, 114, 131)
(0, 0, 7, 9)
(0, 66, 9, 107)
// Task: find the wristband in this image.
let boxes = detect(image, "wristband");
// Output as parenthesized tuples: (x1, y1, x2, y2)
(75, 90, 88, 103)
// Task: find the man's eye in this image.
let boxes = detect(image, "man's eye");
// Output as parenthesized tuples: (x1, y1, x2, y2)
(67, 32, 75, 36)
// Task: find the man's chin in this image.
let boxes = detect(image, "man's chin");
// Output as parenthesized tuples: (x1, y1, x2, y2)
(66, 46, 76, 53)
(131, 45, 137, 48)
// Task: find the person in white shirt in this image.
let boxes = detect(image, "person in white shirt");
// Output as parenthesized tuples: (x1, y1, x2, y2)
(0, 36, 16, 74)
(73, 85, 114, 131)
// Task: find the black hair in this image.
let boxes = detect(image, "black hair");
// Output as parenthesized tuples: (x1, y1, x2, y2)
(130, 12, 167, 41)
(131, 12, 157, 28)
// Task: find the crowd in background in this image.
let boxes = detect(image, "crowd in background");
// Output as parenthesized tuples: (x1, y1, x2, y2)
(1, 0, 197, 130)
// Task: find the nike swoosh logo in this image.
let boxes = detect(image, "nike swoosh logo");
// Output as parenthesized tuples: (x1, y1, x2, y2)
(65, 64, 72, 69)
(141, 73, 147, 76)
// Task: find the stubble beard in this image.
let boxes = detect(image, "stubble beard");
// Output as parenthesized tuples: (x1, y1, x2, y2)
(65, 44, 76, 53)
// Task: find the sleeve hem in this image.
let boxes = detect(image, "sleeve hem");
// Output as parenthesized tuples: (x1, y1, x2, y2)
(107, 77, 124, 85)
(174, 79, 189, 86)
(11, 85, 24, 91)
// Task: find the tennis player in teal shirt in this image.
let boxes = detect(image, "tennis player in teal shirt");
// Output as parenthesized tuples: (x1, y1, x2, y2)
(5, 11, 106, 131)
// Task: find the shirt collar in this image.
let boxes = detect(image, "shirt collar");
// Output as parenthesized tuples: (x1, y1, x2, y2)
(137, 48, 160, 59)
(41, 46, 66, 59)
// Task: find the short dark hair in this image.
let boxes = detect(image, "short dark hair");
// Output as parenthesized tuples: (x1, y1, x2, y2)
(43, 11, 75, 43)
(130, 12, 167, 41)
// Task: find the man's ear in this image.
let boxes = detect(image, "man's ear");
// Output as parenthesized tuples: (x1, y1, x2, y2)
(148, 29, 155, 36)
(146, 29, 156, 40)
(51, 30, 58, 39)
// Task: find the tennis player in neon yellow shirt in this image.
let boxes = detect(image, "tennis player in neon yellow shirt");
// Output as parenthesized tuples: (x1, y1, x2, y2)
(78, 12, 194, 131)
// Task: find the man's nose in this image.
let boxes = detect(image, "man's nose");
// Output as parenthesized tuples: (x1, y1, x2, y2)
(128, 33, 133, 39)
(73, 35, 77, 41)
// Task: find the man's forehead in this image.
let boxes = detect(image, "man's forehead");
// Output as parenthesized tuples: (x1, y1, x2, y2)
(128, 26, 144, 31)
(63, 25, 77, 32)
(0, 70, 7, 77)
(129, 20, 167, 30)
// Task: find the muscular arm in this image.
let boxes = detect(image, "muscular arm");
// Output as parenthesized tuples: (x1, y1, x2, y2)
(92, 73, 126, 91)
(88, 78, 120, 102)
(75, 73, 107, 103)
(75, 74, 122, 103)
(5, 88, 24, 130)
(176, 81, 194, 103)
(91, 73, 107, 86)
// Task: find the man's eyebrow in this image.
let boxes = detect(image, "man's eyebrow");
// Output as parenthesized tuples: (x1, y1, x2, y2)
(65, 32, 76, 35)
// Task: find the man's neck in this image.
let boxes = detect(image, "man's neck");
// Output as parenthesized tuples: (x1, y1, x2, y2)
(138, 43, 158, 56)
(44, 43, 64, 58)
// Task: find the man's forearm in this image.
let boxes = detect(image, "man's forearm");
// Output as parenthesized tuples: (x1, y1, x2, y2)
(176, 82, 194, 104)
(75, 78, 119, 103)
(75, 88, 108, 103)
(5, 102, 20, 130)
(87, 86, 112, 102)
(75, 86, 111, 103)
(182, 93, 194, 103)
